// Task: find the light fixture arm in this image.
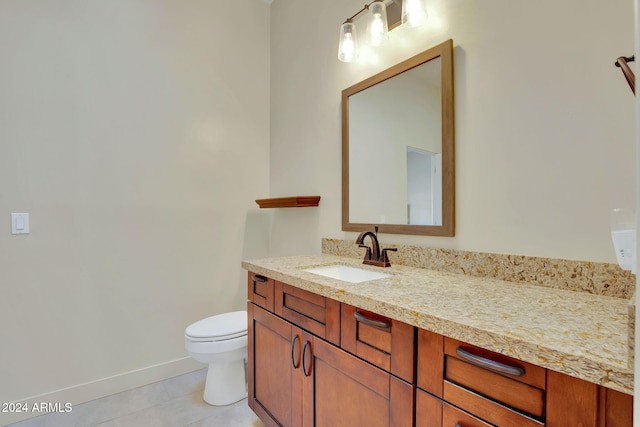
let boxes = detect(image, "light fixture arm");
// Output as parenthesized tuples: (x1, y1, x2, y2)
(344, 2, 375, 24)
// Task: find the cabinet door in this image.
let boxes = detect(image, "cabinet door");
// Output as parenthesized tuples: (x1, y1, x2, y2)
(547, 370, 633, 427)
(248, 304, 303, 427)
(306, 336, 414, 427)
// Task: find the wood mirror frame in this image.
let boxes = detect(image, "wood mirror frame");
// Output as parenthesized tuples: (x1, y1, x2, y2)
(342, 39, 455, 236)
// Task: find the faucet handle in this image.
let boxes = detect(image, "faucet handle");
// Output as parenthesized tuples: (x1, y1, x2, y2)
(359, 244, 373, 261)
(380, 247, 398, 265)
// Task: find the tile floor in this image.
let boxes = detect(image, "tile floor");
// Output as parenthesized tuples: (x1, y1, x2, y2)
(6, 369, 265, 427)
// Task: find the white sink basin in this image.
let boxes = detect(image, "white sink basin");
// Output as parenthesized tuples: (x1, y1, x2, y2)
(302, 264, 391, 283)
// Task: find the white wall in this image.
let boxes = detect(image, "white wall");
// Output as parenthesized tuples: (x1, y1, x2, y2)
(0, 0, 270, 422)
(269, 0, 636, 263)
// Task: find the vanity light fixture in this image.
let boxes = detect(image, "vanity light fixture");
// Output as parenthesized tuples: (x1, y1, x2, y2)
(368, 1, 389, 47)
(338, 0, 428, 63)
(401, 0, 428, 27)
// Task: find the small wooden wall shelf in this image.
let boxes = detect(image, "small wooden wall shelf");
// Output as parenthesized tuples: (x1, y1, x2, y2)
(255, 196, 321, 208)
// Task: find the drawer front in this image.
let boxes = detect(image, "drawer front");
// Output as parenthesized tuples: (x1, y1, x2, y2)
(444, 381, 544, 427)
(442, 402, 493, 427)
(341, 303, 415, 382)
(444, 337, 545, 420)
(445, 338, 546, 389)
(275, 281, 340, 345)
(248, 272, 275, 312)
(416, 389, 492, 427)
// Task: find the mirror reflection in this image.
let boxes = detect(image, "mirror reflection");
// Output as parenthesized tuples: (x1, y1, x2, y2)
(342, 39, 455, 236)
(349, 58, 442, 225)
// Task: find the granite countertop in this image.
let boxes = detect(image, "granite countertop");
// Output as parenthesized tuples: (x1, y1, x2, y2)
(242, 254, 634, 394)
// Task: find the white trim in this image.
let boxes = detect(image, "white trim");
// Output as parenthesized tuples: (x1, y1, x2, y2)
(1, 357, 202, 425)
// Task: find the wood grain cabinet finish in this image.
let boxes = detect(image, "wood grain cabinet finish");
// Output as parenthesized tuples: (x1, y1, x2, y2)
(248, 274, 413, 427)
(546, 370, 633, 427)
(341, 303, 415, 383)
(418, 331, 633, 427)
(275, 281, 341, 346)
(247, 273, 275, 312)
(443, 337, 545, 426)
(416, 389, 492, 427)
(309, 336, 414, 427)
(249, 272, 633, 427)
(248, 303, 304, 427)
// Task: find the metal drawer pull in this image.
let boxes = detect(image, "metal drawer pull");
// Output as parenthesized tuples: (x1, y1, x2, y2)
(455, 347, 525, 377)
(252, 275, 268, 283)
(290, 335, 301, 369)
(302, 341, 312, 377)
(354, 311, 391, 329)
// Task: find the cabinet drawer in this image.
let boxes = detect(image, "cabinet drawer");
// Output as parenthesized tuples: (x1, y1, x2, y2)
(444, 338, 545, 423)
(443, 381, 543, 427)
(275, 282, 340, 345)
(416, 388, 492, 427)
(445, 338, 546, 389)
(443, 402, 493, 427)
(341, 303, 415, 382)
(248, 272, 275, 311)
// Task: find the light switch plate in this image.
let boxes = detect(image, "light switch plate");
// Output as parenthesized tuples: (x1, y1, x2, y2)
(11, 213, 29, 234)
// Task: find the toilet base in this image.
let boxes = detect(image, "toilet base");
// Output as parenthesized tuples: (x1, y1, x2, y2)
(203, 357, 248, 406)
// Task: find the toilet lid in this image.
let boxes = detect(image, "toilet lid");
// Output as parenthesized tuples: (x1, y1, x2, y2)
(185, 311, 247, 340)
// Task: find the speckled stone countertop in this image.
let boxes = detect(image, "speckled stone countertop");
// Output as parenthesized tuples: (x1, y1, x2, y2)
(242, 254, 634, 395)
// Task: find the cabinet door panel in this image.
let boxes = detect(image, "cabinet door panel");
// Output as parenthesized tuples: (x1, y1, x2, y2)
(311, 337, 413, 427)
(249, 304, 301, 427)
(601, 387, 633, 427)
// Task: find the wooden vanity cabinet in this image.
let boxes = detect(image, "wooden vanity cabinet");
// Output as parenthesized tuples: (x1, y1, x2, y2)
(416, 329, 633, 427)
(248, 272, 632, 427)
(248, 273, 413, 427)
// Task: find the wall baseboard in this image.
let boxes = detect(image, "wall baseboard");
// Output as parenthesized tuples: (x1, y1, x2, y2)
(1, 357, 202, 426)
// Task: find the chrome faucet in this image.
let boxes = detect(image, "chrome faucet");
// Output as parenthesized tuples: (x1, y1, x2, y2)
(355, 226, 397, 268)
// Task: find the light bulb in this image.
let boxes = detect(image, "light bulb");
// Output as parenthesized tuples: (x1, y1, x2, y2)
(402, 0, 428, 28)
(368, 2, 388, 47)
(338, 22, 358, 63)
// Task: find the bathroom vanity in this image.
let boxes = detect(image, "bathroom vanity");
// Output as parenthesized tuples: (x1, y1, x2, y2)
(243, 254, 633, 427)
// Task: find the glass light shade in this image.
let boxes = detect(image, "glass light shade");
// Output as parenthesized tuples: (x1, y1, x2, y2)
(338, 22, 358, 63)
(367, 1, 388, 47)
(401, 0, 428, 28)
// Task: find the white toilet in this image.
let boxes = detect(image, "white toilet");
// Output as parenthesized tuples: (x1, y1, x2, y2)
(184, 310, 248, 406)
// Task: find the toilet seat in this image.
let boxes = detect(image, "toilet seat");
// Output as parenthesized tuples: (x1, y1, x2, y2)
(185, 311, 247, 342)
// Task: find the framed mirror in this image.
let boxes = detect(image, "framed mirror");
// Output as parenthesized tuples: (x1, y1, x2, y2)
(342, 39, 454, 236)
